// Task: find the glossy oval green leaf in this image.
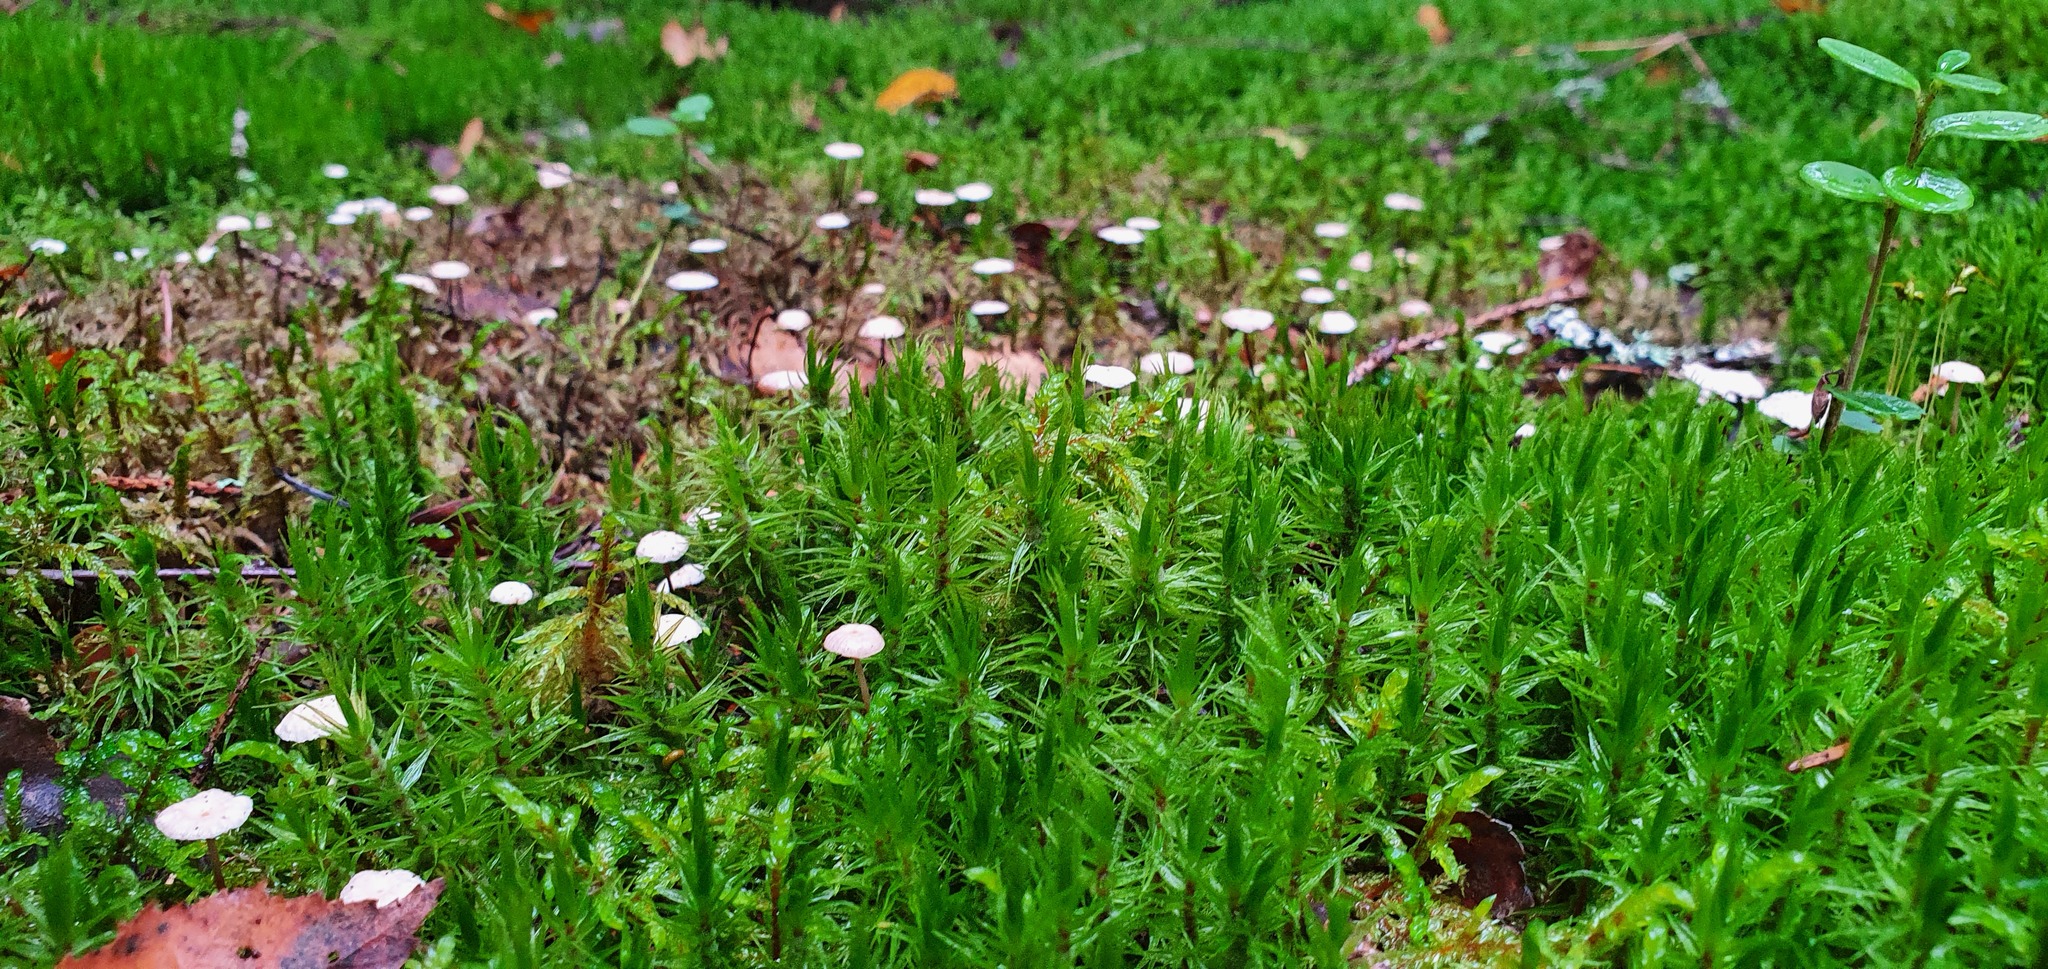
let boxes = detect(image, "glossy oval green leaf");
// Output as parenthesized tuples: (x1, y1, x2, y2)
(1838, 408, 1883, 433)
(1818, 38, 1919, 93)
(626, 116, 680, 137)
(1928, 110, 2048, 141)
(671, 93, 714, 124)
(1937, 73, 2006, 95)
(1800, 161, 1887, 203)
(1881, 166, 1974, 214)
(1833, 388, 1925, 421)
(1936, 50, 1970, 73)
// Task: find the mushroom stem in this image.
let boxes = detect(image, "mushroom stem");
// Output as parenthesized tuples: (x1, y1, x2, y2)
(854, 657, 871, 714)
(206, 838, 225, 891)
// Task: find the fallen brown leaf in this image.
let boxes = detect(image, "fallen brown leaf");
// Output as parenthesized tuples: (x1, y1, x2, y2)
(1772, 0, 1825, 12)
(903, 150, 942, 173)
(1787, 741, 1849, 772)
(1537, 230, 1601, 294)
(483, 2, 554, 34)
(457, 117, 486, 164)
(875, 67, 957, 114)
(1007, 221, 1055, 272)
(1444, 811, 1533, 917)
(660, 19, 729, 68)
(1416, 4, 1453, 45)
(62, 880, 443, 969)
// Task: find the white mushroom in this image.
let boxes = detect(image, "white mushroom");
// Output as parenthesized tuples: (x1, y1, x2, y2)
(428, 184, 470, 206)
(392, 274, 439, 294)
(1139, 351, 1196, 375)
(1514, 422, 1538, 441)
(1095, 225, 1145, 246)
(1300, 287, 1335, 305)
(775, 309, 813, 332)
(1397, 299, 1433, 319)
(859, 316, 907, 340)
(824, 142, 866, 161)
(536, 162, 573, 190)
(757, 370, 809, 393)
(29, 239, 67, 255)
(427, 260, 471, 281)
(215, 215, 254, 234)
(1313, 221, 1350, 239)
(969, 300, 1010, 317)
(636, 530, 690, 564)
(815, 212, 852, 231)
(914, 189, 958, 207)
(403, 206, 434, 222)
(1295, 267, 1324, 283)
(1083, 364, 1137, 389)
(1221, 307, 1275, 333)
(488, 581, 535, 606)
(1679, 363, 1767, 404)
(1473, 331, 1520, 355)
(1933, 360, 1986, 384)
(322, 163, 350, 180)
(1383, 192, 1425, 212)
(655, 614, 706, 647)
(1757, 390, 1814, 430)
(275, 695, 347, 744)
(686, 238, 728, 254)
(1124, 216, 1162, 231)
(524, 308, 558, 326)
(339, 869, 424, 908)
(823, 623, 885, 659)
(664, 271, 719, 292)
(954, 182, 994, 202)
(971, 257, 1015, 276)
(153, 789, 253, 841)
(1316, 311, 1359, 335)
(660, 563, 707, 592)
(853, 190, 880, 205)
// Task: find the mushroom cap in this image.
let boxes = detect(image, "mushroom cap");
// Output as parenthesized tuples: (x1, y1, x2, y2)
(1473, 331, 1520, 355)
(853, 189, 880, 205)
(1316, 311, 1359, 335)
(392, 274, 439, 294)
(1396, 299, 1433, 319)
(428, 184, 470, 206)
(536, 162, 573, 189)
(823, 622, 885, 659)
(488, 580, 535, 606)
(215, 215, 254, 233)
(1162, 351, 1197, 374)
(1123, 216, 1162, 231)
(824, 141, 866, 160)
(757, 369, 810, 393)
(636, 530, 690, 564)
(775, 309, 813, 331)
(664, 270, 719, 292)
(1300, 286, 1335, 305)
(660, 563, 707, 592)
(275, 695, 348, 743)
(1383, 192, 1425, 212)
(196, 245, 219, 263)
(969, 300, 1010, 317)
(859, 316, 907, 340)
(971, 257, 1015, 276)
(1095, 225, 1145, 246)
(403, 206, 434, 222)
(859, 282, 887, 296)
(1294, 267, 1323, 283)
(326, 213, 358, 226)
(687, 238, 729, 254)
(815, 212, 852, 230)
(1679, 363, 1767, 403)
(525, 308, 559, 326)
(655, 613, 707, 648)
(339, 869, 424, 908)
(954, 182, 994, 202)
(1221, 307, 1275, 333)
(1313, 221, 1350, 239)
(914, 189, 957, 207)
(1083, 364, 1137, 389)
(1514, 422, 1538, 440)
(1757, 390, 1814, 430)
(29, 239, 68, 255)
(322, 163, 350, 179)
(427, 260, 472, 281)
(1933, 360, 1986, 384)
(154, 789, 254, 840)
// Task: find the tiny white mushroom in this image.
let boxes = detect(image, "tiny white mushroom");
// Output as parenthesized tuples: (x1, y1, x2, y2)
(29, 239, 67, 255)
(815, 212, 852, 231)
(1316, 311, 1359, 335)
(637, 530, 689, 564)
(393, 274, 439, 294)
(1221, 307, 1275, 333)
(970, 300, 1010, 317)
(660, 563, 707, 592)
(1397, 299, 1433, 319)
(1933, 360, 1986, 384)
(1313, 221, 1350, 239)
(1083, 364, 1137, 389)
(1095, 225, 1146, 246)
(215, 215, 254, 234)
(340, 869, 424, 908)
(775, 309, 814, 332)
(954, 182, 993, 202)
(1295, 267, 1324, 283)
(1473, 331, 1520, 355)
(687, 238, 729, 254)
(322, 163, 350, 180)
(488, 580, 535, 606)
(1383, 192, 1425, 212)
(524, 308, 558, 326)
(757, 369, 809, 393)
(914, 189, 958, 207)
(327, 212, 358, 226)
(428, 184, 470, 206)
(824, 142, 866, 161)
(664, 270, 719, 292)
(427, 260, 472, 281)
(1349, 251, 1374, 273)
(1757, 390, 1814, 430)
(860, 316, 907, 340)
(655, 614, 707, 647)
(1139, 351, 1197, 375)
(1300, 286, 1335, 305)
(536, 162, 573, 190)
(859, 282, 887, 296)
(154, 789, 254, 841)
(403, 206, 434, 222)
(1514, 422, 1538, 441)
(854, 189, 880, 205)
(195, 245, 219, 264)
(971, 257, 1015, 276)
(823, 623, 885, 659)
(1679, 363, 1768, 403)
(275, 695, 347, 744)
(1124, 216, 1162, 231)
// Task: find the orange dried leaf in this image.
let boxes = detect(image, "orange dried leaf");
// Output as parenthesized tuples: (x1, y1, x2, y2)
(661, 20, 729, 67)
(875, 67, 958, 114)
(1787, 741, 1849, 772)
(483, 3, 554, 34)
(61, 880, 443, 969)
(1772, 0, 1825, 12)
(0, 263, 26, 282)
(902, 150, 942, 173)
(1416, 4, 1452, 45)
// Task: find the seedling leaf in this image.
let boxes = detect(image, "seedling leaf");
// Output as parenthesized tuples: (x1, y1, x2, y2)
(1818, 38, 1918, 93)
(1936, 50, 1970, 73)
(1881, 166, 1974, 214)
(1936, 73, 2006, 95)
(1832, 388, 1924, 420)
(1799, 161, 1886, 203)
(671, 94, 714, 124)
(1928, 110, 2048, 141)
(626, 116, 680, 137)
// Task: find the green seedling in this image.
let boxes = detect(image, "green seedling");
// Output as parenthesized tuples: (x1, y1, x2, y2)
(1800, 40, 2048, 444)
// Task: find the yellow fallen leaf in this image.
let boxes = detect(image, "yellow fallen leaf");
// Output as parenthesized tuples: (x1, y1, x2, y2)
(876, 67, 958, 114)
(1416, 4, 1452, 46)
(661, 19, 729, 68)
